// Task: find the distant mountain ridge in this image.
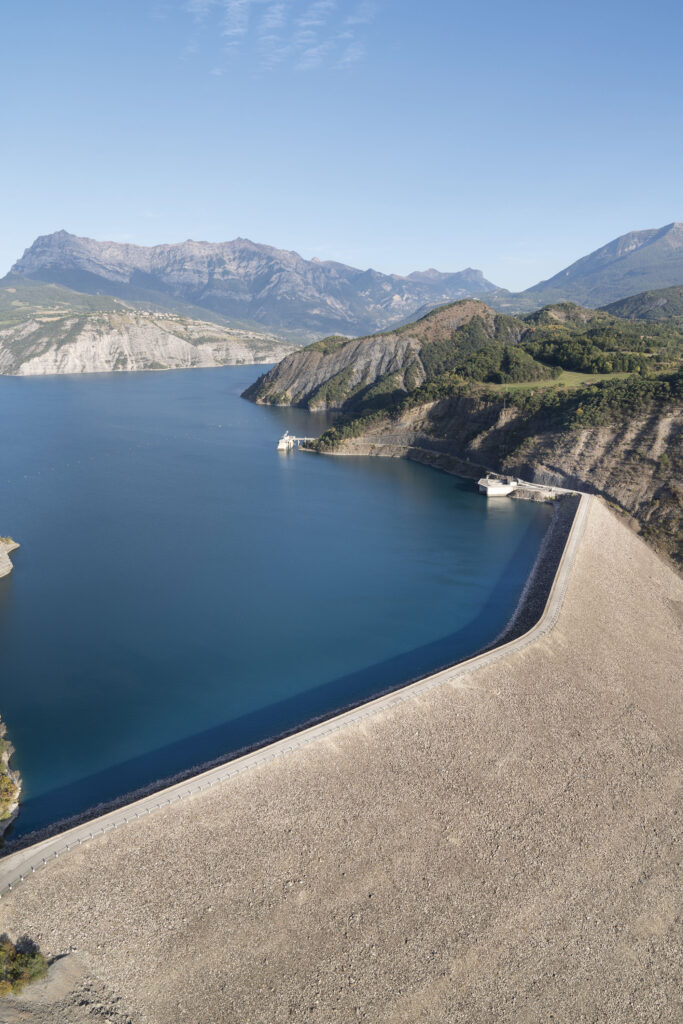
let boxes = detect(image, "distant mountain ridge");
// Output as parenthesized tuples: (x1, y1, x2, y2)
(603, 284, 683, 321)
(9, 231, 497, 340)
(485, 222, 683, 312)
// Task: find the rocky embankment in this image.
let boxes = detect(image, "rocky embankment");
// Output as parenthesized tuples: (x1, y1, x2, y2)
(0, 720, 20, 841)
(324, 394, 683, 568)
(1, 542, 21, 838)
(0, 311, 294, 375)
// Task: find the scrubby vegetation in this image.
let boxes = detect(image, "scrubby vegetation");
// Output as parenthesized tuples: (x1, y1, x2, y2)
(518, 313, 681, 375)
(306, 335, 350, 355)
(315, 368, 683, 452)
(0, 936, 48, 996)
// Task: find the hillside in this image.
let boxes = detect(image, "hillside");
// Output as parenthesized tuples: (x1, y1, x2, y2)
(603, 283, 683, 321)
(245, 298, 682, 410)
(484, 222, 683, 312)
(0, 309, 293, 375)
(9, 231, 498, 340)
(245, 300, 683, 566)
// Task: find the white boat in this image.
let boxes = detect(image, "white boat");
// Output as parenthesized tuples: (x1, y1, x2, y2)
(478, 476, 518, 497)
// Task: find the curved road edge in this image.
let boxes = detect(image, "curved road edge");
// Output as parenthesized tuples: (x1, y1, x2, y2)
(0, 494, 591, 898)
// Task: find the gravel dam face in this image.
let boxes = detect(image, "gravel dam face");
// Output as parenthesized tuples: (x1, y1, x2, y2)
(0, 365, 551, 838)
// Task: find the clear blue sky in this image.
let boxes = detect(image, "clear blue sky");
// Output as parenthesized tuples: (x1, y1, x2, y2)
(2, 0, 682, 289)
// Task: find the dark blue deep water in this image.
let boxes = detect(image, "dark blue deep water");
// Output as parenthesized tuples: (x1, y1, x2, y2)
(0, 366, 551, 838)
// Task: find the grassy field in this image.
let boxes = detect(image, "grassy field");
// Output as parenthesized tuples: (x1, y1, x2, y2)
(486, 369, 633, 393)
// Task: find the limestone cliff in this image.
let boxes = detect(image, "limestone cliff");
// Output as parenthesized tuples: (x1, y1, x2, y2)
(0, 311, 294, 375)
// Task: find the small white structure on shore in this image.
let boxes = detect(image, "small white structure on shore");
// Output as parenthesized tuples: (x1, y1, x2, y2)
(277, 432, 317, 452)
(277, 431, 296, 452)
(478, 476, 518, 497)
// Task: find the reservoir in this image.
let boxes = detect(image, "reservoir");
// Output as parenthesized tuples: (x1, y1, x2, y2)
(0, 365, 552, 838)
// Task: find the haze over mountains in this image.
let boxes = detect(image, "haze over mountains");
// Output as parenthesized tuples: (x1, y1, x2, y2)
(8, 231, 496, 340)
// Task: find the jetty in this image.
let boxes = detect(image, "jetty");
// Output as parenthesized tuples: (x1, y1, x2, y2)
(277, 431, 316, 452)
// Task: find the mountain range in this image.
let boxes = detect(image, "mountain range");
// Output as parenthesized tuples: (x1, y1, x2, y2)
(8, 231, 496, 340)
(3, 222, 683, 376)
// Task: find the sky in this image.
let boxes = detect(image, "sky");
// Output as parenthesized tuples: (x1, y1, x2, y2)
(1, 0, 682, 289)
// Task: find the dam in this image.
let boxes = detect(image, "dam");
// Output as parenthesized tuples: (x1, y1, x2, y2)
(0, 365, 551, 839)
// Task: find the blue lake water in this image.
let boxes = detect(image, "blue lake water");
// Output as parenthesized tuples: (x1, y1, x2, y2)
(0, 366, 552, 838)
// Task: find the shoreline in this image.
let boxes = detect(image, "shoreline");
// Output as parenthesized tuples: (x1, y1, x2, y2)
(0, 358, 289, 380)
(0, 494, 589, 892)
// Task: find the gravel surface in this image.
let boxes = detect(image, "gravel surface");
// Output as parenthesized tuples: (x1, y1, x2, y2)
(0, 498, 681, 1024)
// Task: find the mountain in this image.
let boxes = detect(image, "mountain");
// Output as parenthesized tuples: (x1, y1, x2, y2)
(9, 231, 498, 341)
(244, 300, 550, 409)
(483, 223, 683, 312)
(603, 284, 683, 321)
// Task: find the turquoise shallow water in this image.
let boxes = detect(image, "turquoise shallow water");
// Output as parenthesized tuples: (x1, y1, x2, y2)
(0, 365, 552, 838)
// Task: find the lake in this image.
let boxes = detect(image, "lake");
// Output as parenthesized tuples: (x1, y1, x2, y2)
(0, 365, 552, 838)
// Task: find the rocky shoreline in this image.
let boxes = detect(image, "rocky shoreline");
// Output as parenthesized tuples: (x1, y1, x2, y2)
(1, 541, 22, 841)
(0, 720, 21, 842)
(0, 537, 19, 578)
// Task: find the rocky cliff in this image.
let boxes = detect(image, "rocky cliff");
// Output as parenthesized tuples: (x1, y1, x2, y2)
(0, 310, 294, 375)
(10, 231, 497, 339)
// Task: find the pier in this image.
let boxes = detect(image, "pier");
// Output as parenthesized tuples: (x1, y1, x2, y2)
(277, 431, 316, 451)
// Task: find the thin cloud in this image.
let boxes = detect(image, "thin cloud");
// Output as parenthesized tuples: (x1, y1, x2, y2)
(297, 0, 336, 29)
(296, 40, 333, 69)
(261, 3, 287, 31)
(222, 0, 252, 40)
(186, 0, 217, 18)
(336, 39, 365, 67)
(345, 1, 375, 25)
(182, 0, 376, 73)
